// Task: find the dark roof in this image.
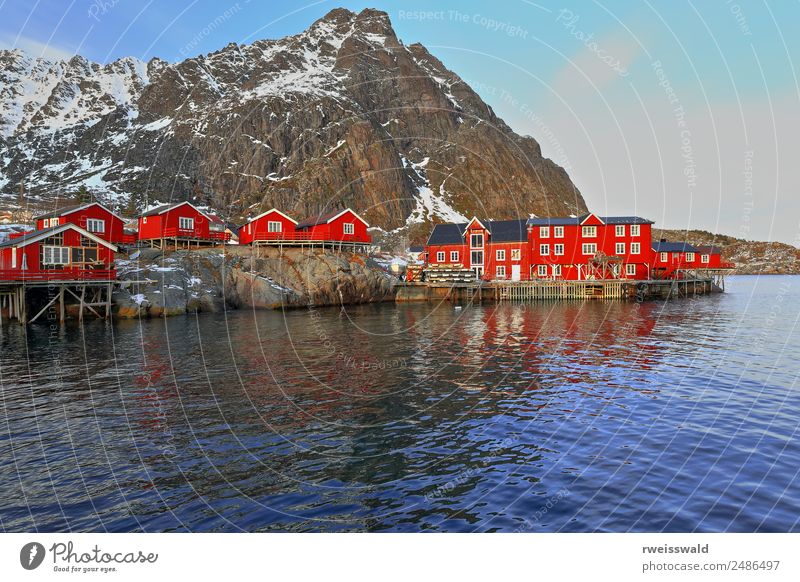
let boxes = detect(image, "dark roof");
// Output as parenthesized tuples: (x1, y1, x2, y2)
(427, 219, 529, 245)
(32, 203, 84, 220)
(526, 215, 653, 226)
(696, 245, 722, 254)
(409, 245, 424, 253)
(141, 203, 178, 217)
(527, 216, 580, 226)
(0, 226, 59, 248)
(601, 216, 654, 224)
(296, 209, 345, 230)
(652, 241, 699, 253)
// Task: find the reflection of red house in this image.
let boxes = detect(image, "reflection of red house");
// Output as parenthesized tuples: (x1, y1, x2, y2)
(0, 223, 117, 282)
(33, 202, 126, 244)
(138, 202, 230, 247)
(239, 209, 299, 245)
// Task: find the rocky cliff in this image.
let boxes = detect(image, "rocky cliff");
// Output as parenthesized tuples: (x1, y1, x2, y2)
(113, 246, 395, 318)
(0, 8, 584, 230)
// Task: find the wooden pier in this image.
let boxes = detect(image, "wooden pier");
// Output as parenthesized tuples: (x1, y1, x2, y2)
(396, 277, 723, 304)
(0, 280, 114, 325)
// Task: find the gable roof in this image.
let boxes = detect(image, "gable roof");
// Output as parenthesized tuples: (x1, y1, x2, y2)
(526, 215, 653, 226)
(427, 219, 529, 245)
(33, 202, 125, 222)
(248, 208, 298, 225)
(141, 201, 213, 220)
(652, 241, 699, 253)
(696, 245, 723, 254)
(0, 223, 118, 252)
(462, 216, 489, 233)
(579, 212, 605, 225)
(296, 208, 369, 229)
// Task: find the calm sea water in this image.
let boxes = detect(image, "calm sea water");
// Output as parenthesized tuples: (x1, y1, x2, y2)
(1, 276, 799, 532)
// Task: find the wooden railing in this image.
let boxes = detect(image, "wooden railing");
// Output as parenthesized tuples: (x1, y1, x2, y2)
(157, 228, 231, 241)
(0, 269, 117, 282)
(250, 231, 371, 243)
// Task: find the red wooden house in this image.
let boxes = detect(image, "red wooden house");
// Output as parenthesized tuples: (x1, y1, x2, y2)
(33, 202, 126, 244)
(239, 208, 299, 245)
(295, 208, 371, 244)
(0, 223, 117, 282)
(138, 202, 230, 247)
(695, 245, 734, 270)
(650, 241, 701, 279)
(425, 213, 654, 281)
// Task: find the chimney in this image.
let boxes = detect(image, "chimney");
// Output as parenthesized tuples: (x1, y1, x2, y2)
(660, 238, 666, 242)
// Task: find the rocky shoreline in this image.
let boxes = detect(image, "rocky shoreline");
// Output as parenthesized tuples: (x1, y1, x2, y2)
(112, 246, 396, 318)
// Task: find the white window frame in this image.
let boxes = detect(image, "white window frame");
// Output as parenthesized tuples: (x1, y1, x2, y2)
(343, 222, 355, 235)
(43, 246, 70, 265)
(267, 221, 282, 233)
(511, 248, 521, 261)
(436, 251, 445, 262)
(615, 225, 625, 237)
(582, 243, 597, 255)
(470, 233, 484, 248)
(660, 252, 668, 262)
(686, 252, 695, 262)
(630, 224, 641, 236)
(626, 263, 636, 276)
(86, 218, 105, 233)
(615, 242, 625, 255)
(582, 225, 597, 238)
(540, 244, 550, 256)
(631, 242, 641, 254)
(496, 249, 506, 261)
(539, 226, 549, 238)
(552, 264, 561, 276)
(701, 254, 710, 264)
(554, 244, 564, 256)
(496, 265, 506, 278)
(179, 216, 194, 230)
(11, 248, 17, 268)
(450, 250, 459, 262)
(471, 250, 483, 265)
(537, 264, 547, 277)
(554, 226, 564, 238)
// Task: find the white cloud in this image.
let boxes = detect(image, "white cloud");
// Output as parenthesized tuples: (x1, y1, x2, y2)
(0, 34, 77, 61)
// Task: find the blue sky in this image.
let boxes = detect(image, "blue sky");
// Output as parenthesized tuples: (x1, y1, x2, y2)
(2, 0, 798, 244)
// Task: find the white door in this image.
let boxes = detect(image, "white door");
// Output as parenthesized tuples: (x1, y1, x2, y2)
(511, 264, 521, 281)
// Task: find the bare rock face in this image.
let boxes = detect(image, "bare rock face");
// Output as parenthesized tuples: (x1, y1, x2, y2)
(1, 8, 585, 233)
(113, 247, 395, 317)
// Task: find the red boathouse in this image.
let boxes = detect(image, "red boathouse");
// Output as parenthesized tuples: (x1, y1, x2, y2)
(138, 202, 231, 248)
(239, 208, 299, 245)
(33, 202, 126, 245)
(295, 208, 371, 245)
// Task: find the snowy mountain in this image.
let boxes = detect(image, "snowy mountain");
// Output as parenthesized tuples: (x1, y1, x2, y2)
(0, 8, 585, 230)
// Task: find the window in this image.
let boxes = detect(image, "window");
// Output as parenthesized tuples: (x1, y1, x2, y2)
(87, 218, 105, 233)
(43, 246, 69, 265)
(343, 222, 355, 235)
(267, 221, 282, 233)
(471, 250, 483, 265)
(540, 244, 550, 256)
(537, 265, 547, 277)
(436, 251, 445, 262)
(470, 233, 484, 247)
(615, 242, 625, 255)
(179, 216, 194, 230)
(496, 249, 506, 261)
(701, 254, 710, 264)
(554, 226, 564, 238)
(582, 225, 596, 237)
(631, 242, 641, 254)
(630, 224, 641, 236)
(660, 252, 668, 262)
(142, 217, 147, 224)
(686, 252, 695, 262)
(511, 248, 521, 261)
(450, 251, 459, 262)
(615, 225, 625, 237)
(582, 243, 597, 255)
(496, 265, 506, 278)
(626, 263, 636, 276)
(11, 248, 16, 268)
(554, 243, 564, 255)
(552, 264, 561, 276)
(47, 218, 59, 228)
(539, 226, 550, 238)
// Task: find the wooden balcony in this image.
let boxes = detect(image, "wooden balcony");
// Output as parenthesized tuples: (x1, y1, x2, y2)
(0, 268, 117, 283)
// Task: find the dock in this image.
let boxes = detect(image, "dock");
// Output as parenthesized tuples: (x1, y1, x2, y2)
(0, 278, 115, 325)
